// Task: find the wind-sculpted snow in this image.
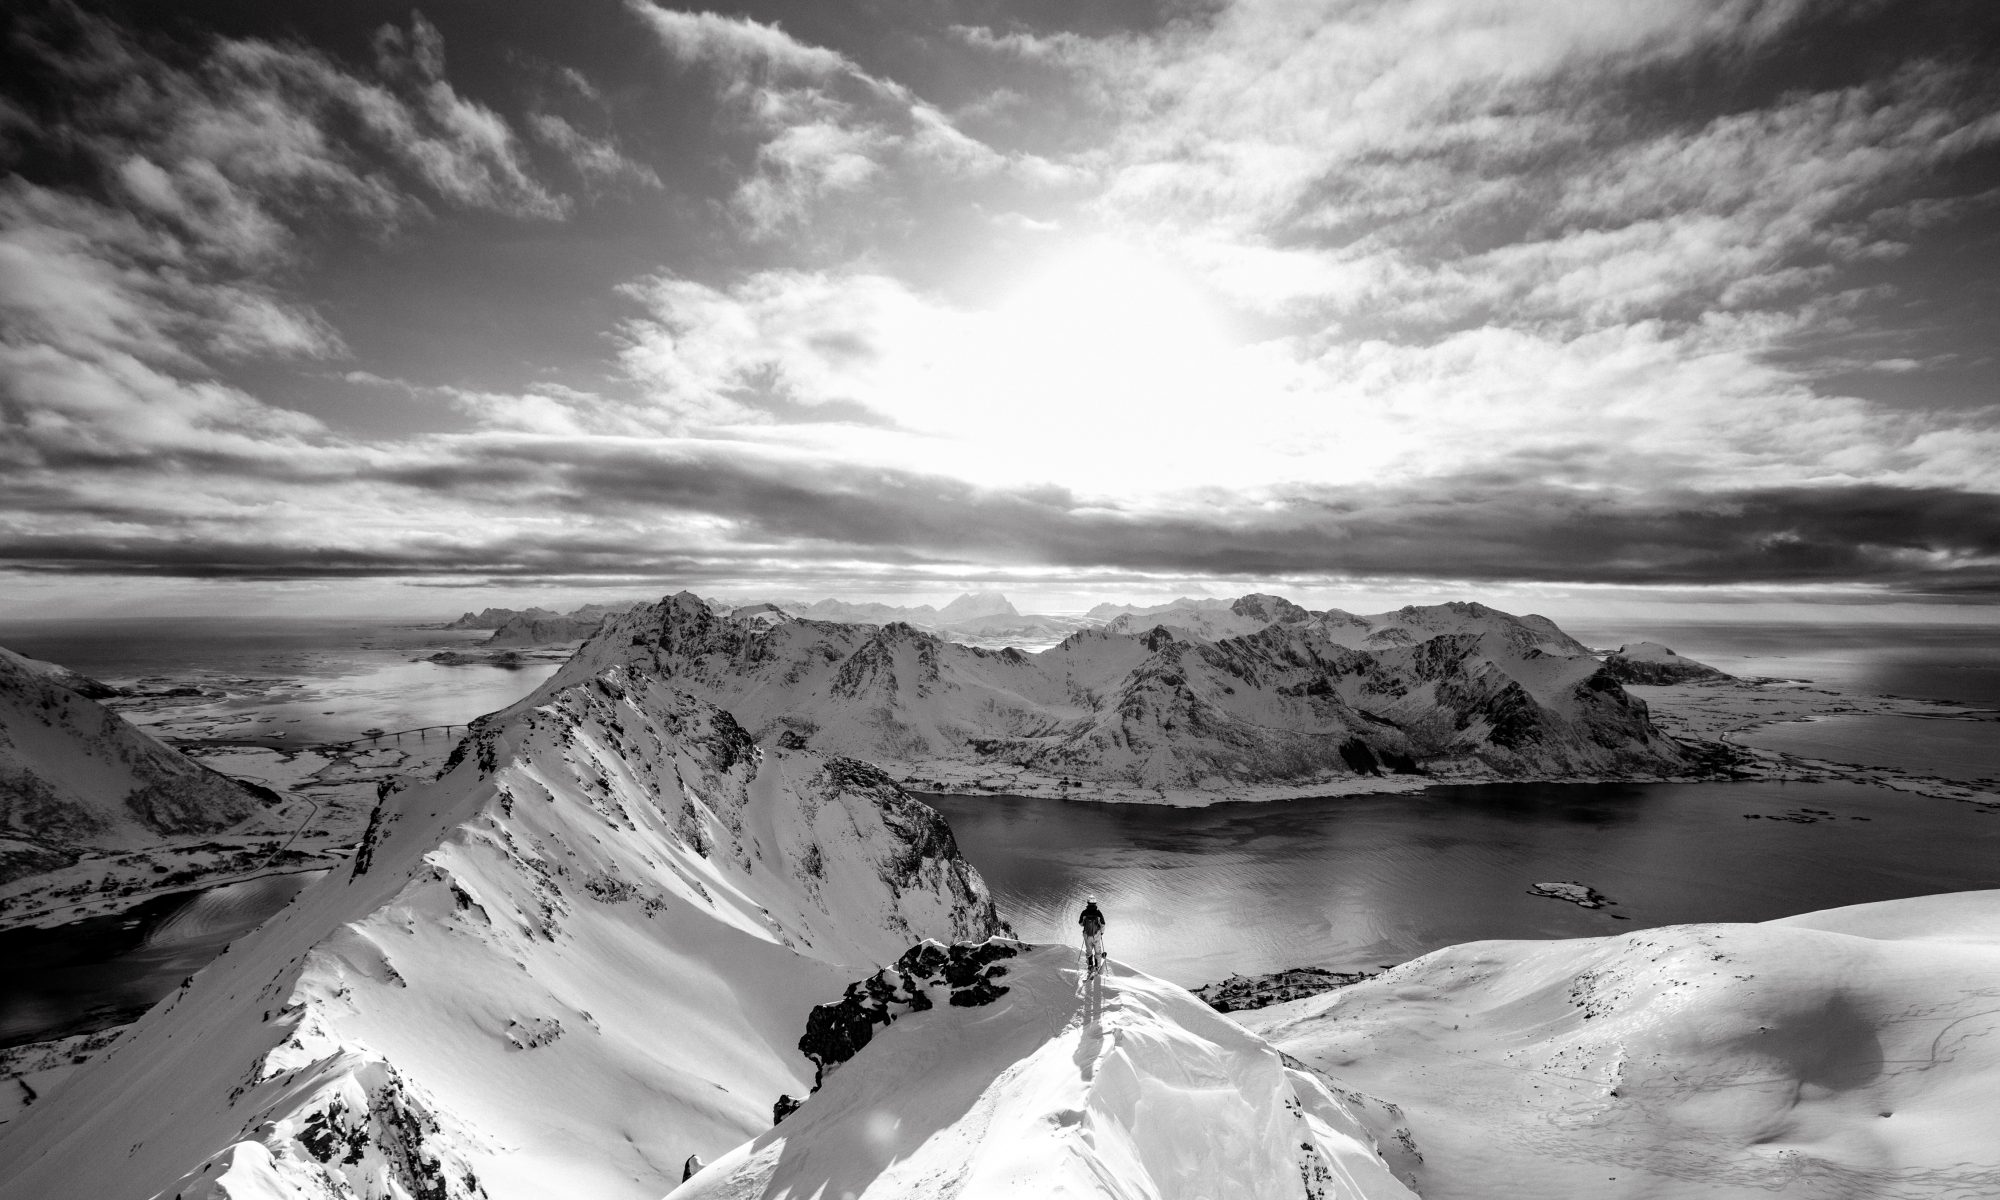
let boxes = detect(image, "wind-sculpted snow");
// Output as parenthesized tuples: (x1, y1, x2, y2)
(676, 945, 1421, 1200)
(1244, 889, 2000, 1200)
(0, 644, 272, 881)
(570, 591, 1690, 802)
(0, 649, 1004, 1200)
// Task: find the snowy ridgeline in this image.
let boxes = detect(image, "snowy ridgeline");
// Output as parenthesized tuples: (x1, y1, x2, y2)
(562, 592, 1695, 803)
(672, 888, 2000, 1198)
(678, 946, 1422, 1200)
(2, 602, 1998, 1199)
(0, 644, 274, 876)
(0, 653, 1006, 1200)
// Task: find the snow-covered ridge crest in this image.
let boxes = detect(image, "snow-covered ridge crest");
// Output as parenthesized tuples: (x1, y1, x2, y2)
(570, 591, 1691, 802)
(677, 945, 1421, 1199)
(0, 654, 1004, 1200)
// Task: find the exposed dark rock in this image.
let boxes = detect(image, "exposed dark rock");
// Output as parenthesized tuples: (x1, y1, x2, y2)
(1194, 967, 1381, 1013)
(797, 938, 1020, 1088)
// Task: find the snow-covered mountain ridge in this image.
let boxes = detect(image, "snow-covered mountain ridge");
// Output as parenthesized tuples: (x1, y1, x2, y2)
(0, 639, 1003, 1200)
(576, 591, 1691, 802)
(1, 644, 276, 884)
(677, 944, 1421, 1200)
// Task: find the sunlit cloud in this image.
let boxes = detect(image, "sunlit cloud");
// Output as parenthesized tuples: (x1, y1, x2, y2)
(2, 0, 1997, 606)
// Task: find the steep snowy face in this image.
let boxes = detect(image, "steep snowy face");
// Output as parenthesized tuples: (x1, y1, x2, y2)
(578, 592, 1689, 797)
(0, 655, 1003, 1200)
(677, 944, 1421, 1200)
(0, 644, 271, 879)
(1244, 890, 2000, 1200)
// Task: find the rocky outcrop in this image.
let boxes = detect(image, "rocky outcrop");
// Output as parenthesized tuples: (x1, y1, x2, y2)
(797, 938, 1021, 1089)
(1194, 966, 1379, 1013)
(1602, 642, 1731, 684)
(568, 592, 1694, 798)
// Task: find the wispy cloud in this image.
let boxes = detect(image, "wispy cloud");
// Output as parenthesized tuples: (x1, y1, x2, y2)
(624, 1, 1073, 239)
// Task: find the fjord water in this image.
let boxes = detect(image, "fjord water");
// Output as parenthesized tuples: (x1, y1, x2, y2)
(0, 872, 324, 1047)
(1579, 620, 2000, 788)
(928, 780, 2000, 987)
(0, 617, 557, 745)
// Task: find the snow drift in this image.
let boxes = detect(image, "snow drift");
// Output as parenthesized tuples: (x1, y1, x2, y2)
(1243, 889, 2000, 1199)
(0, 643, 1003, 1200)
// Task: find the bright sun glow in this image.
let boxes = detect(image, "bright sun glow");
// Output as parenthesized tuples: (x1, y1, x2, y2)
(935, 240, 1271, 488)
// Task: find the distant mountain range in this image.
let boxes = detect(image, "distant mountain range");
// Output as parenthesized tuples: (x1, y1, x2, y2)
(447, 592, 1097, 651)
(558, 592, 1694, 801)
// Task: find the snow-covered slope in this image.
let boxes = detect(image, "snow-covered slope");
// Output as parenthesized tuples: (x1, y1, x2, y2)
(1243, 889, 2000, 1199)
(1, 644, 272, 880)
(0, 647, 1003, 1200)
(676, 944, 1420, 1200)
(581, 592, 1689, 802)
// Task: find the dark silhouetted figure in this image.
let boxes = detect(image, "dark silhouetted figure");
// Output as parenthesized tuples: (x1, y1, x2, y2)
(1080, 896, 1107, 1021)
(1080, 897, 1106, 975)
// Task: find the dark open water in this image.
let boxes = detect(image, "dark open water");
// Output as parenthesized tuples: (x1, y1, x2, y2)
(928, 780, 1999, 987)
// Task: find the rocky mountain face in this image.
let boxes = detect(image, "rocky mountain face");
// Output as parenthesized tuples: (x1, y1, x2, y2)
(573, 592, 1692, 800)
(453, 602, 645, 642)
(483, 613, 604, 647)
(446, 607, 556, 631)
(1602, 641, 1731, 684)
(0, 645, 274, 884)
(0, 639, 1003, 1200)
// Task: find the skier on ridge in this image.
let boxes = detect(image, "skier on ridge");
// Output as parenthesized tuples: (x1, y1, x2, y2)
(1079, 896, 1106, 977)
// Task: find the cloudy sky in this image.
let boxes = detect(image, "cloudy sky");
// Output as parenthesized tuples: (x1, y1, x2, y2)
(3, 0, 1998, 616)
